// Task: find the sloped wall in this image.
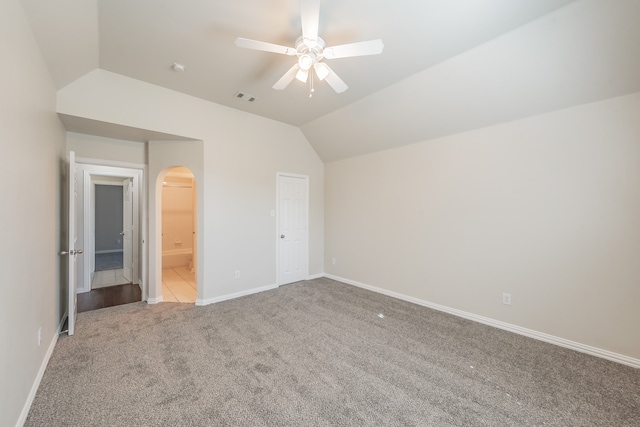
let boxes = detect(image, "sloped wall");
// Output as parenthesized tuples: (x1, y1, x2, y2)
(302, 0, 640, 162)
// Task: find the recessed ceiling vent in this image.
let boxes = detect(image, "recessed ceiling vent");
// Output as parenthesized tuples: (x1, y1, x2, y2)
(234, 91, 257, 103)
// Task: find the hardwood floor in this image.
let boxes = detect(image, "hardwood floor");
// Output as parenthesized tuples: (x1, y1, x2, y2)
(77, 283, 141, 313)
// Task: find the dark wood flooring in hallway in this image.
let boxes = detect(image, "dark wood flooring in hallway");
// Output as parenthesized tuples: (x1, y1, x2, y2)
(77, 283, 141, 313)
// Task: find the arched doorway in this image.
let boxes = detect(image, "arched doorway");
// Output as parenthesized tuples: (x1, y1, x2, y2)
(159, 166, 197, 303)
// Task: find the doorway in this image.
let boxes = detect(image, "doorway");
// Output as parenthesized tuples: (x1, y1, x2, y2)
(76, 163, 145, 300)
(160, 167, 197, 303)
(91, 179, 127, 289)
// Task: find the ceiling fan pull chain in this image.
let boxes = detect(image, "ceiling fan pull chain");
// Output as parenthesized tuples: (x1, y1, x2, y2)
(309, 69, 315, 98)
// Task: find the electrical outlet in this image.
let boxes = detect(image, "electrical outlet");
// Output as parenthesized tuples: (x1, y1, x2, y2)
(234, 271, 240, 279)
(502, 293, 512, 305)
(38, 327, 42, 346)
(332, 258, 336, 265)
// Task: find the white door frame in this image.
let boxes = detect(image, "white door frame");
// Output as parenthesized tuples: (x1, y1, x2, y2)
(276, 172, 309, 286)
(77, 161, 146, 300)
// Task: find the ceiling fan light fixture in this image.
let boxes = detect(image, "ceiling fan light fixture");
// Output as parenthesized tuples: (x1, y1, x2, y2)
(296, 68, 309, 83)
(298, 53, 314, 71)
(235, 2, 382, 94)
(314, 62, 329, 80)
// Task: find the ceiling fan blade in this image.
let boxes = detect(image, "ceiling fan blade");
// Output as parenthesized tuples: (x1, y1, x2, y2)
(300, 0, 320, 42)
(235, 38, 296, 55)
(323, 64, 348, 93)
(323, 39, 384, 59)
(273, 64, 300, 90)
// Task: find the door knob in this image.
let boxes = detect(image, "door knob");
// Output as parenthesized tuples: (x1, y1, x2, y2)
(280, 234, 285, 239)
(120, 231, 125, 236)
(60, 249, 83, 255)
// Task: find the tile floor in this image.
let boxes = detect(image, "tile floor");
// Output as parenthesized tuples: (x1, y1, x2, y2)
(91, 266, 196, 303)
(162, 266, 196, 303)
(92, 269, 128, 289)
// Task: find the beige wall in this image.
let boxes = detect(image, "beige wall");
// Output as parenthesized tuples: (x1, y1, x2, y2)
(0, 0, 67, 425)
(325, 92, 640, 360)
(58, 70, 324, 303)
(67, 132, 147, 165)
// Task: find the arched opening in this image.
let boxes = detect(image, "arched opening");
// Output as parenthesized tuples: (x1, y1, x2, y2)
(159, 166, 197, 303)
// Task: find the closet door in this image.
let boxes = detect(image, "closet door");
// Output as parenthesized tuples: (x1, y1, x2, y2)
(278, 174, 308, 285)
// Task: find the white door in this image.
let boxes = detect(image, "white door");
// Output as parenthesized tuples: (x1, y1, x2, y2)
(65, 151, 81, 336)
(278, 175, 308, 285)
(122, 178, 133, 282)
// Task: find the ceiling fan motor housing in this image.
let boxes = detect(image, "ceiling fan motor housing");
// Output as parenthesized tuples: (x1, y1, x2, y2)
(296, 36, 325, 70)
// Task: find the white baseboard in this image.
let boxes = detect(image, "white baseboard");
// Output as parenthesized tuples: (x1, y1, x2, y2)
(196, 283, 278, 306)
(147, 295, 163, 304)
(324, 274, 640, 369)
(16, 316, 66, 427)
(307, 273, 324, 280)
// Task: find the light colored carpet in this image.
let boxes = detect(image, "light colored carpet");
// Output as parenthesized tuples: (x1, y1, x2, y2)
(26, 278, 639, 426)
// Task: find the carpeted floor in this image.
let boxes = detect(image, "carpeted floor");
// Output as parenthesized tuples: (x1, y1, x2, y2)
(26, 278, 639, 426)
(95, 251, 123, 271)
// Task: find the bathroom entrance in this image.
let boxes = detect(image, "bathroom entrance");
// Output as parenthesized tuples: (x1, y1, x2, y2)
(161, 167, 197, 302)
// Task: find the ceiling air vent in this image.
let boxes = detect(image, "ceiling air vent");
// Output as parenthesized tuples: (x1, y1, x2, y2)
(234, 91, 257, 103)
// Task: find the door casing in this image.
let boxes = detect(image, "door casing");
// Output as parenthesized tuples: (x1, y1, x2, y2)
(77, 161, 146, 299)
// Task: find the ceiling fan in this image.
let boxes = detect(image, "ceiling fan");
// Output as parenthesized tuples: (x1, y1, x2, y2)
(235, 0, 383, 95)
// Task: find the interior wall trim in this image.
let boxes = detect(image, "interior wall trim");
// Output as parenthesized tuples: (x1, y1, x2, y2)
(196, 283, 278, 307)
(147, 296, 163, 304)
(324, 274, 640, 369)
(76, 156, 146, 170)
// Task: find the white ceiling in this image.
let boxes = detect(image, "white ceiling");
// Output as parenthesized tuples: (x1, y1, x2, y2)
(21, 0, 640, 161)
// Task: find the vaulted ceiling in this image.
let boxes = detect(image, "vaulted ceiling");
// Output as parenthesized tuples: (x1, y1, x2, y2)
(21, 0, 640, 161)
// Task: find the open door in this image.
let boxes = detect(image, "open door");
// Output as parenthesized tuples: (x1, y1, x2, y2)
(63, 151, 82, 336)
(122, 178, 133, 282)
